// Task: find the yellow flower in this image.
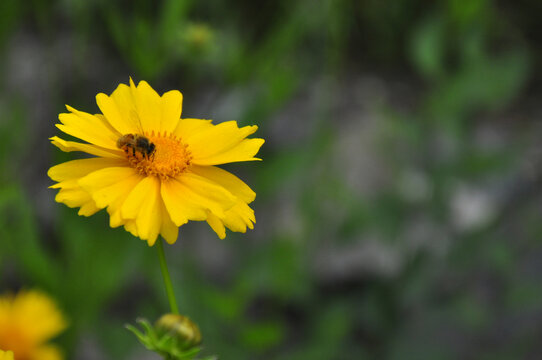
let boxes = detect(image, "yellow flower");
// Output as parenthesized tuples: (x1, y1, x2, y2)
(48, 79, 264, 246)
(0, 290, 67, 360)
(0, 350, 14, 360)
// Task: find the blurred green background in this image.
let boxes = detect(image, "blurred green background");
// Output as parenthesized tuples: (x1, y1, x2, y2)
(2, 0, 542, 359)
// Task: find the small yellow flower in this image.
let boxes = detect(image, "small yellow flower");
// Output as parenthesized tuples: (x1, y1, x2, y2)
(0, 290, 67, 360)
(48, 79, 264, 245)
(0, 350, 14, 360)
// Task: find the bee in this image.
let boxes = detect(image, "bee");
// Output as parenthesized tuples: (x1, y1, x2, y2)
(117, 133, 156, 159)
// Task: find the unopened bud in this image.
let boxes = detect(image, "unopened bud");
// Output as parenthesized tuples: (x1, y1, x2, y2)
(184, 23, 214, 50)
(155, 313, 202, 348)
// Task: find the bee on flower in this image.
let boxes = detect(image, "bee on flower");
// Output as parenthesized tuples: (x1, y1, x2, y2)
(48, 79, 264, 246)
(0, 290, 67, 360)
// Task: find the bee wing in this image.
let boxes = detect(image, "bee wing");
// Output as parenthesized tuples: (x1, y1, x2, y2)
(129, 109, 146, 135)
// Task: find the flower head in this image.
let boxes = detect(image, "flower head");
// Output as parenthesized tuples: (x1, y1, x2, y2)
(0, 290, 67, 360)
(48, 79, 264, 245)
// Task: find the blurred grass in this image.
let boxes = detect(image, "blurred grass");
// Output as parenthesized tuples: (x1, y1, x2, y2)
(1, 0, 542, 359)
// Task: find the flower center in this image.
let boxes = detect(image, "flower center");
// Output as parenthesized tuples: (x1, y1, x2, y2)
(124, 131, 192, 179)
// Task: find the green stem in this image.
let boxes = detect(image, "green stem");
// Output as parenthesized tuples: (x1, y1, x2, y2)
(156, 238, 179, 314)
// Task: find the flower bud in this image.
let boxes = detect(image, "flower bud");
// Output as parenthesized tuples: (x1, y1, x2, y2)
(183, 23, 214, 51)
(155, 313, 202, 348)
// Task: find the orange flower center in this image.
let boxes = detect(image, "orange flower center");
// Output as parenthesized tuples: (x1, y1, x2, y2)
(123, 131, 192, 179)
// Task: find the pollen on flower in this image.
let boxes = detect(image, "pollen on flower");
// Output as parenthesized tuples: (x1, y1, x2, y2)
(125, 131, 193, 180)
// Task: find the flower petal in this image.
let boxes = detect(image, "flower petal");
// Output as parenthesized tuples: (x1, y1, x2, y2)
(161, 173, 236, 226)
(96, 83, 142, 135)
(206, 213, 226, 239)
(47, 158, 126, 182)
(205, 200, 256, 239)
(160, 90, 183, 134)
(57, 105, 119, 149)
(48, 159, 127, 218)
(189, 166, 258, 237)
(0, 351, 14, 360)
(190, 165, 256, 203)
(185, 121, 264, 165)
(98, 81, 184, 136)
(78, 201, 100, 217)
(124, 220, 139, 238)
(195, 137, 264, 165)
(50, 174, 100, 216)
(121, 176, 162, 245)
(107, 183, 139, 228)
(129, 79, 162, 133)
(159, 201, 179, 244)
(222, 201, 256, 232)
(161, 179, 206, 225)
(50, 136, 124, 159)
(164, 173, 236, 225)
(78, 167, 142, 209)
(10, 290, 67, 344)
(179, 173, 237, 217)
(54, 187, 100, 217)
(173, 118, 213, 139)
